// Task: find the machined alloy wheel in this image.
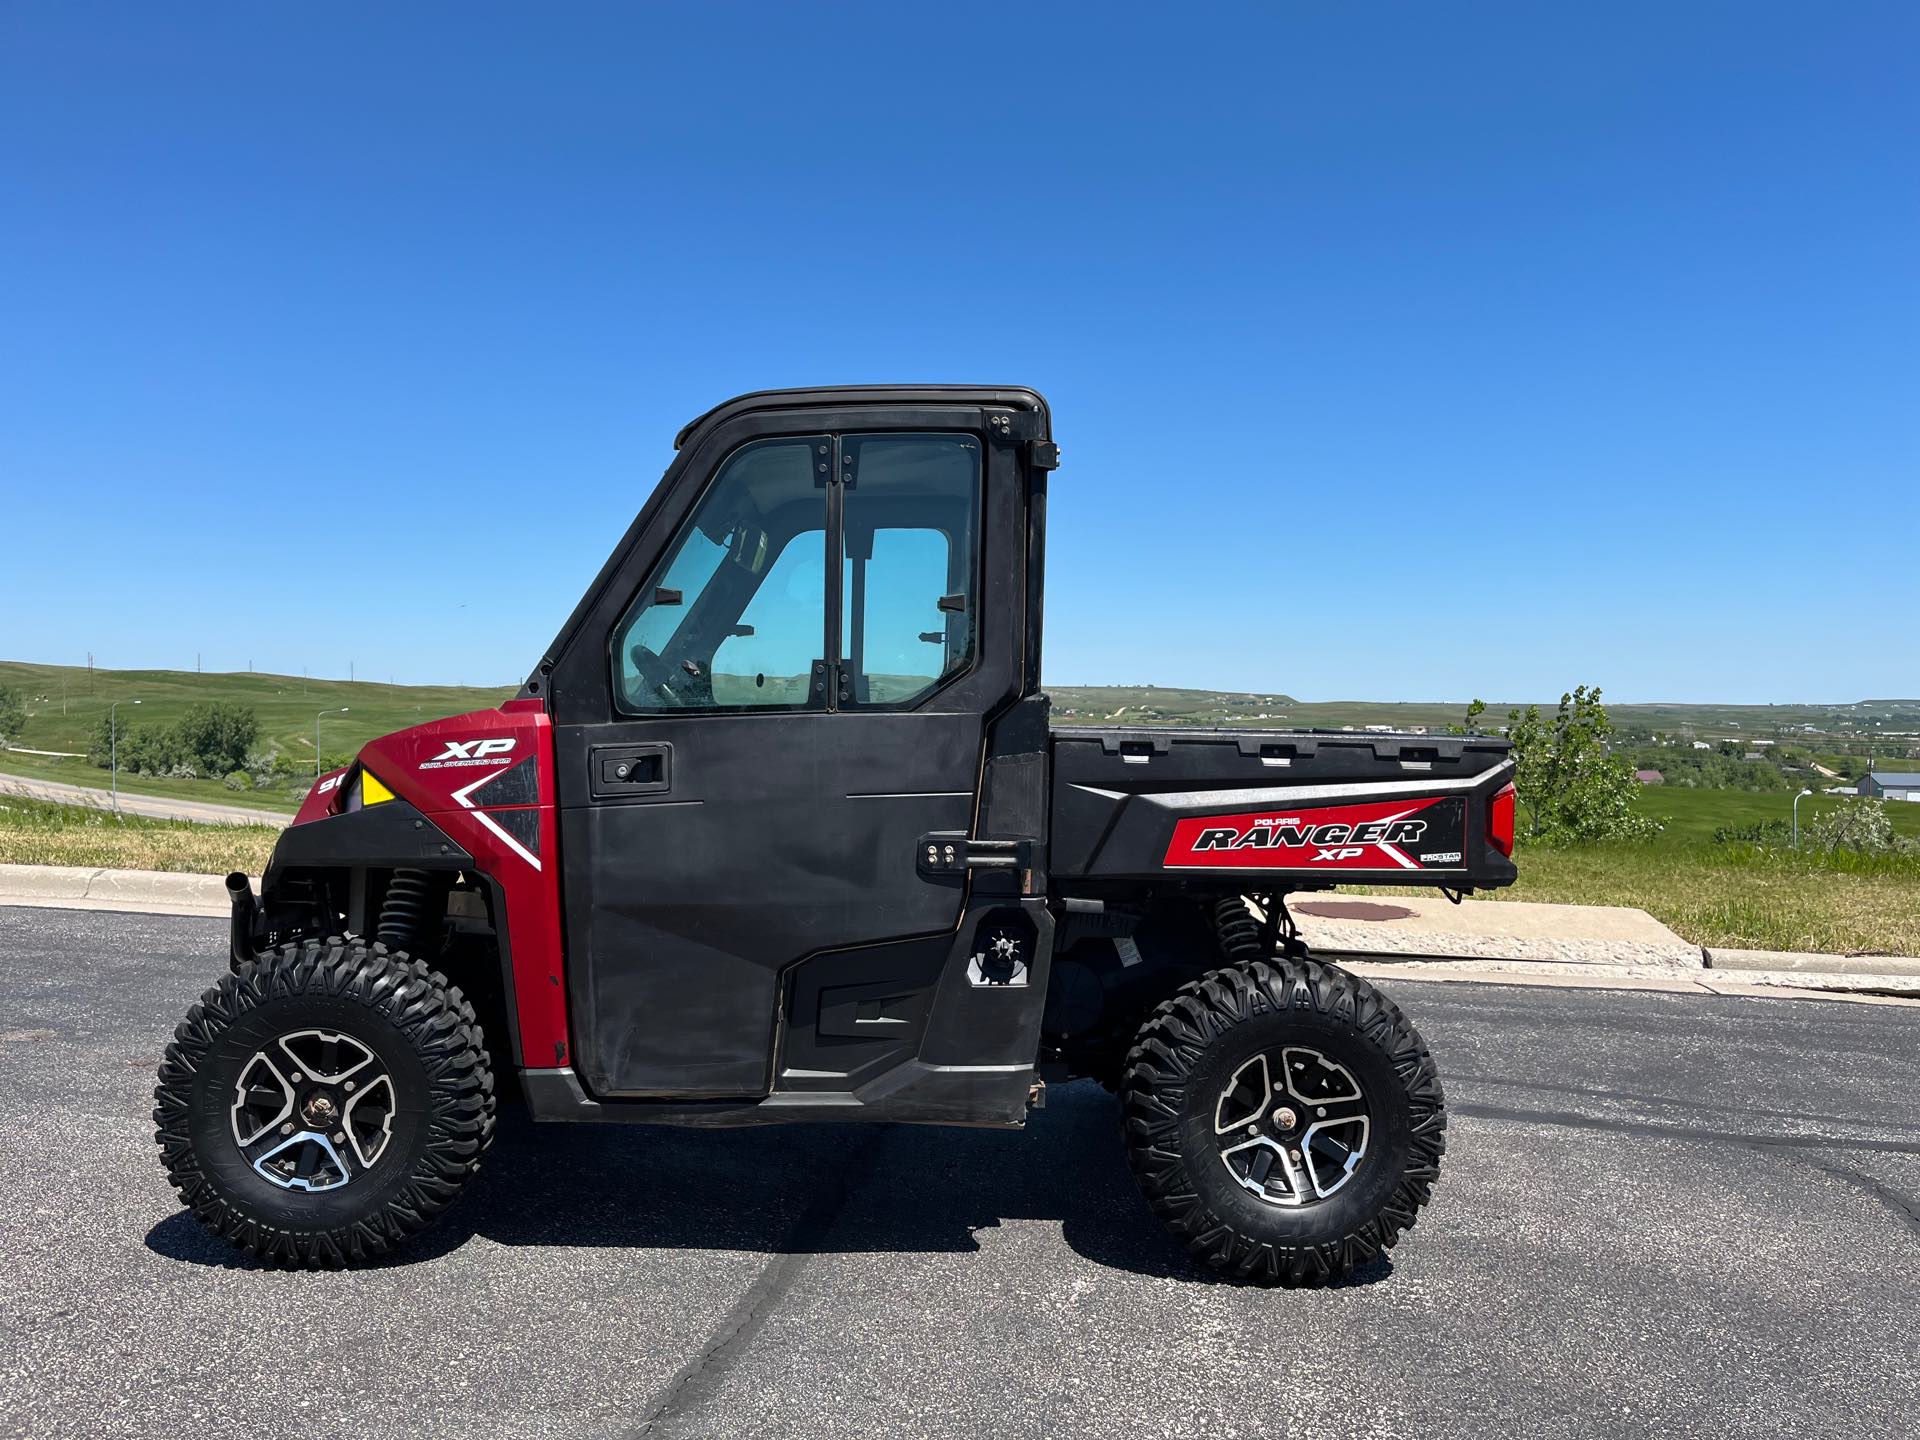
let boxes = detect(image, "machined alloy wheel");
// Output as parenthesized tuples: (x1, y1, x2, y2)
(155, 938, 495, 1267)
(1213, 1046, 1370, 1208)
(229, 1029, 398, 1193)
(1121, 956, 1445, 1286)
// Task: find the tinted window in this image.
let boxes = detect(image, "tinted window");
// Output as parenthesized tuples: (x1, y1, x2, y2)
(840, 434, 980, 707)
(612, 437, 826, 712)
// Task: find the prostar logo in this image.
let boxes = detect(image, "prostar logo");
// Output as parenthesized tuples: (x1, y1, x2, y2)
(421, 737, 517, 770)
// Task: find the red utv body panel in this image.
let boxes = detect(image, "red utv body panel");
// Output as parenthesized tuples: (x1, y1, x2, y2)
(296, 700, 569, 1069)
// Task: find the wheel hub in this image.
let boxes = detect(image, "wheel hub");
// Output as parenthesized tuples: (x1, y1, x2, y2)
(302, 1092, 339, 1126)
(230, 1028, 395, 1193)
(1212, 1046, 1371, 1208)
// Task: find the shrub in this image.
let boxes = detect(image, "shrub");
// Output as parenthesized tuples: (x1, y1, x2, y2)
(223, 770, 253, 792)
(1806, 796, 1897, 855)
(0, 685, 25, 746)
(1714, 819, 1793, 846)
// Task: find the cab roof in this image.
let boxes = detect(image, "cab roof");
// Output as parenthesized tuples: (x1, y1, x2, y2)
(674, 385, 1050, 450)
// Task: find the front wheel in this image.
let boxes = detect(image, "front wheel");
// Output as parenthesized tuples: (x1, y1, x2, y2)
(154, 938, 495, 1267)
(1120, 957, 1445, 1285)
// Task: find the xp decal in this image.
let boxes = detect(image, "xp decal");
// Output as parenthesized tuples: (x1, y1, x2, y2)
(1164, 796, 1468, 871)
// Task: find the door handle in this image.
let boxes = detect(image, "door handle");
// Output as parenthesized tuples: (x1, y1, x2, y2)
(590, 743, 673, 799)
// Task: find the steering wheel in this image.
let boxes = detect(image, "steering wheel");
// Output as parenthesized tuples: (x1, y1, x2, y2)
(628, 644, 693, 706)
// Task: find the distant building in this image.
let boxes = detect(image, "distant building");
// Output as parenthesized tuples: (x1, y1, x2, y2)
(1862, 770, 1920, 802)
(1691, 741, 1711, 750)
(1743, 751, 1766, 762)
(1635, 769, 1665, 785)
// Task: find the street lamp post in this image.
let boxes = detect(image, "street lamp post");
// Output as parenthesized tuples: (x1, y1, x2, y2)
(316, 708, 350, 779)
(1793, 787, 1813, 850)
(109, 698, 140, 816)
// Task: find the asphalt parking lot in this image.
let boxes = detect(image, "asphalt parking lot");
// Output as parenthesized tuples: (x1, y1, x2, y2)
(2, 907, 1916, 1439)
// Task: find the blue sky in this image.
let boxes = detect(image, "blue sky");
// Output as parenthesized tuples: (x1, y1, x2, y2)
(1, 3, 1913, 703)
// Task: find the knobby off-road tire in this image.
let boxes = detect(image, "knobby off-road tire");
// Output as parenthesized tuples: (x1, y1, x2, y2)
(154, 938, 495, 1267)
(1120, 956, 1445, 1286)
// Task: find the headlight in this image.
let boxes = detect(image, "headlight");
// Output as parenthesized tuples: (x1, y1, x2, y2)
(340, 767, 396, 813)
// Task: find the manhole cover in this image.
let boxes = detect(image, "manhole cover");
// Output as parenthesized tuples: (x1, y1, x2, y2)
(1290, 900, 1414, 923)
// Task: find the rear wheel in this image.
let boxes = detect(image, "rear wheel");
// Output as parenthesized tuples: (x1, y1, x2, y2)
(1120, 956, 1444, 1285)
(154, 938, 495, 1267)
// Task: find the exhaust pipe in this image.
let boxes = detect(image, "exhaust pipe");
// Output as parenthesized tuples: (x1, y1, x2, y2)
(226, 872, 260, 972)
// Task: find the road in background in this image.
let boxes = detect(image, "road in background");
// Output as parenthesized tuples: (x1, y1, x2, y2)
(2, 908, 1915, 1439)
(0, 774, 284, 827)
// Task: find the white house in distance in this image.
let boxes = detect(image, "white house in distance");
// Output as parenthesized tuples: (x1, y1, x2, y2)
(1861, 769, 1920, 802)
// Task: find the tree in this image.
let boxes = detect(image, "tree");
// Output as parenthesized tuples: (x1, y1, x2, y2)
(1465, 685, 1654, 844)
(173, 703, 259, 777)
(0, 686, 25, 747)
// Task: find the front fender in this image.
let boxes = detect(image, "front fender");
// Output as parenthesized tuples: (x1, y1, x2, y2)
(263, 801, 474, 891)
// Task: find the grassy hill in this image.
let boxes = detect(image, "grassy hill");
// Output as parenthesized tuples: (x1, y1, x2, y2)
(0, 660, 513, 813)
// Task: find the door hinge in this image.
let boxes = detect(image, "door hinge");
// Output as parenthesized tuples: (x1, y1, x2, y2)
(1028, 439, 1060, 471)
(917, 832, 1028, 875)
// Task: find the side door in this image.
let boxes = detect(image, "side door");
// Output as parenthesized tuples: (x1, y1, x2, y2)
(550, 416, 1015, 1098)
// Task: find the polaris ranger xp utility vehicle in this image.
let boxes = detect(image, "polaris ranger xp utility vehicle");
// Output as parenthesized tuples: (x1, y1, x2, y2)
(155, 386, 1517, 1284)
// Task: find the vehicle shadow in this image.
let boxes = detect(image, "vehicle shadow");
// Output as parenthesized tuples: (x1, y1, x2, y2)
(144, 1079, 1392, 1287)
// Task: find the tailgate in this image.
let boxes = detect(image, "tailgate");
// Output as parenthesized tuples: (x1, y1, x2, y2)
(1049, 727, 1517, 889)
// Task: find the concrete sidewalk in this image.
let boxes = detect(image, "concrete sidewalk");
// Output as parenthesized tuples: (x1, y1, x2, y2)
(1291, 894, 1702, 968)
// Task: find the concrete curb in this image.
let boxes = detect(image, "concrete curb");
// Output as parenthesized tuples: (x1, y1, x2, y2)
(1347, 960, 1920, 1009)
(1707, 946, 1920, 977)
(0, 863, 229, 918)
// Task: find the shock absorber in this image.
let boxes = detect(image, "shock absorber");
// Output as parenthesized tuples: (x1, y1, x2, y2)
(375, 868, 434, 954)
(1212, 895, 1265, 962)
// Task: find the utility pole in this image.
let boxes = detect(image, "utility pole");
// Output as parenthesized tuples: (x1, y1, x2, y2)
(316, 707, 350, 778)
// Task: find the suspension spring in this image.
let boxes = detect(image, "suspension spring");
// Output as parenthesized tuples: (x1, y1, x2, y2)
(1212, 895, 1266, 962)
(375, 868, 434, 953)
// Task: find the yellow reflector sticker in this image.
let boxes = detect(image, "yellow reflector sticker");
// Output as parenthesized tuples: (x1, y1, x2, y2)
(360, 770, 396, 807)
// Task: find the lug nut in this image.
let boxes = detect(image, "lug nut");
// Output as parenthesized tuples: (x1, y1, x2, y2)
(344, 1080, 356, 1092)
(289, 1072, 302, 1083)
(334, 1131, 347, 1144)
(280, 1122, 294, 1135)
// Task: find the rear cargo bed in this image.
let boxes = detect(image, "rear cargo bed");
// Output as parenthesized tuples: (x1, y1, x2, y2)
(1048, 726, 1517, 891)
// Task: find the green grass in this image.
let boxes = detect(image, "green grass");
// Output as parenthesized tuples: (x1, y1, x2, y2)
(1491, 842, 1920, 956)
(0, 795, 278, 874)
(1628, 785, 1920, 846)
